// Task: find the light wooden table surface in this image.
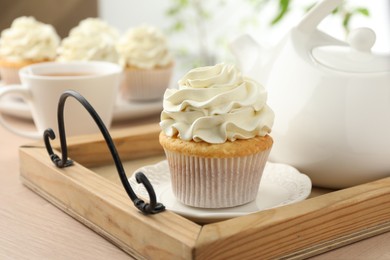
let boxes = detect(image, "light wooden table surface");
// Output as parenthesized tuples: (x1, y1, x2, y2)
(1, 116, 390, 259)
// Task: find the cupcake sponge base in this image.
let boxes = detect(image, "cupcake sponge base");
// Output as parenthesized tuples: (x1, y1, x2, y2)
(0, 59, 49, 84)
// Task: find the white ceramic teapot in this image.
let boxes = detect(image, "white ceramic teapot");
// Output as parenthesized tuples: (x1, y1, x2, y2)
(231, 0, 390, 188)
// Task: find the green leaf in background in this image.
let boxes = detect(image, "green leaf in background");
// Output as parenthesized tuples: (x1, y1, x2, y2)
(164, 0, 370, 68)
(355, 7, 370, 16)
(166, 6, 183, 16)
(199, 9, 211, 19)
(171, 21, 185, 32)
(270, 0, 290, 25)
(178, 0, 189, 6)
(331, 6, 339, 14)
(166, 0, 189, 17)
(342, 12, 352, 33)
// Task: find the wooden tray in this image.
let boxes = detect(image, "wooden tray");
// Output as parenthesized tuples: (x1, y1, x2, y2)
(19, 123, 390, 259)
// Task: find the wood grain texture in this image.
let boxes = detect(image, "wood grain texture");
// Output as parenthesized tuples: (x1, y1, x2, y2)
(18, 123, 390, 259)
(20, 147, 200, 259)
(0, 117, 134, 260)
(195, 177, 390, 259)
(61, 123, 164, 167)
(3, 117, 390, 259)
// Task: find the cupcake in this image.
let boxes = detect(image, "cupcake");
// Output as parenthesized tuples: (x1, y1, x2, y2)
(0, 16, 60, 84)
(116, 25, 174, 101)
(159, 63, 274, 208)
(57, 18, 119, 63)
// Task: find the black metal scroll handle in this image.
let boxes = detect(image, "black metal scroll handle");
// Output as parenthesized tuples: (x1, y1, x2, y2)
(43, 90, 165, 214)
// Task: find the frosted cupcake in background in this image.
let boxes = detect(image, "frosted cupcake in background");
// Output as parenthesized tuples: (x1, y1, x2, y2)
(116, 25, 174, 102)
(159, 63, 274, 208)
(57, 18, 119, 63)
(0, 16, 60, 84)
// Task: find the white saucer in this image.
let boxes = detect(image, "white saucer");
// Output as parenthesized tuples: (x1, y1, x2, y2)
(129, 160, 312, 223)
(0, 93, 162, 122)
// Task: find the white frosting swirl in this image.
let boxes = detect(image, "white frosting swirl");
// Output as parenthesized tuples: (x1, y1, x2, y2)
(160, 63, 274, 143)
(0, 16, 59, 62)
(57, 18, 119, 63)
(116, 25, 173, 69)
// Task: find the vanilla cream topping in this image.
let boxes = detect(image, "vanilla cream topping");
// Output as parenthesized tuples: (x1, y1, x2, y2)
(57, 18, 119, 63)
(0, 16, 60, 62)
(160, 63, 274, 143)
(116, 25, 173, 69)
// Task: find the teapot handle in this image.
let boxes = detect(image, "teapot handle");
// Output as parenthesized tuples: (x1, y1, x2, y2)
(296, 0, 342, 33)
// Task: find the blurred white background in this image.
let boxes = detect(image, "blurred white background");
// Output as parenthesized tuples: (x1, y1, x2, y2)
(98, 0, 389, 52)
(98, 0, 389, 84)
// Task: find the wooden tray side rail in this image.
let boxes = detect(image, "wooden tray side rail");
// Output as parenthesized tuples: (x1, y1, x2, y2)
(19, 123, 390, 259)
(19, 124, 201, 259)
(59, 124, 164, 167)
(195, 178, 390, 259)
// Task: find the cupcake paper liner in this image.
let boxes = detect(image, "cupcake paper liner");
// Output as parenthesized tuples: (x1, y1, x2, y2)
(121, 66, 173, 101)
(164, 148, 272, 208)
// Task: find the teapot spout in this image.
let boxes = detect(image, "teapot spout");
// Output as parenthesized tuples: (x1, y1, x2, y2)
(230, 34, 263, 75)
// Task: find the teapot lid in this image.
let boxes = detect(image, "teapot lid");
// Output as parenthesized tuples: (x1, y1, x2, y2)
(312, 28, 390, 73)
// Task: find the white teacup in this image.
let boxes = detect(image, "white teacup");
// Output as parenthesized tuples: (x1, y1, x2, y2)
(0, 61, 122, 139)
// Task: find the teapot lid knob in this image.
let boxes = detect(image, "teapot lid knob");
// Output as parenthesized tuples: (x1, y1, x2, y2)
(348, 27, 376, 52)
(311, 26, 390, 73)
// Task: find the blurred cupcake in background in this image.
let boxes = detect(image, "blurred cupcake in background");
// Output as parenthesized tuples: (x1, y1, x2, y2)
(57, 18, 119, 63)
(116, 25, 174, 102)
(0, 16, 60, 84)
